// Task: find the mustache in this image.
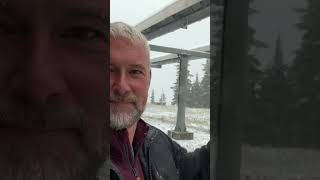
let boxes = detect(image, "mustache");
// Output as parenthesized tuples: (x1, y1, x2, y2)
(110, 93, 137, 103)
(0, 96, 87, 132)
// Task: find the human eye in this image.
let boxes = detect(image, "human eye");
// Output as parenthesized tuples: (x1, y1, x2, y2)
(60, 26, 106, 41)
(58, 24, 107, 52)
(129, 68, 145, 77)
(130, 69, 143, 74)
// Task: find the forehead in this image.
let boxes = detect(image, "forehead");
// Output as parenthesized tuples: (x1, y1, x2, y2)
(1, 0, 108, 20)
(110, 38, 149, 66)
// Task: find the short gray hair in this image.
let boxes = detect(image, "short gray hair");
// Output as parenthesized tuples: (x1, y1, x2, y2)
(110, 22, 150, 59)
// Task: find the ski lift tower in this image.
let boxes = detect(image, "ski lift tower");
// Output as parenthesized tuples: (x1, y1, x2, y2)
(151, 45, 210, 140)
(135, 0, 210, 140)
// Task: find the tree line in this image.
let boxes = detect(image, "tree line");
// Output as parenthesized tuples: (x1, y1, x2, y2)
(150, 59, 210, 108)
(171, 59, 210, 108)
(242, 0, 320, 148)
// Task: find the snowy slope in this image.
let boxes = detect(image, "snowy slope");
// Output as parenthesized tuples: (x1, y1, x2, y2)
(142, 104, 210, 152)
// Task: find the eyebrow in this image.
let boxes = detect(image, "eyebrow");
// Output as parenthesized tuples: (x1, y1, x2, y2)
(0, 5, 108, 24)
(64, 7, 108, 23)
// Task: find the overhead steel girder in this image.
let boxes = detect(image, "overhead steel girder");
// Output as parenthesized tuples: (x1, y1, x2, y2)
(150, 45, 210, 67)
(150, 44, 210, 58)
(135, 0, 210, 40)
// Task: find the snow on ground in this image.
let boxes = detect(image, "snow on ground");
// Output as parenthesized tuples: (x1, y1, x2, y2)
(241, 145, 320, 179)
(141, 104, 210, 152)
(140, 105, 320, 179)
(142, 104, 210, 132)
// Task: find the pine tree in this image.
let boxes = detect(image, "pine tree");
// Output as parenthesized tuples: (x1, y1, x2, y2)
(190, 73, 202, 108)
(150, 89, 155, 104)
(244, 0, 268, 145)
(292, 0, 320, 107)
(171, 64, 179, 105)
(247, 0, 268, 97)
(171, 61, 193, 106)
(259, 36, 291, 146)
(159, 90, 167, 106)
(288, 0, 320, 147)
(199, 60, 210, 108)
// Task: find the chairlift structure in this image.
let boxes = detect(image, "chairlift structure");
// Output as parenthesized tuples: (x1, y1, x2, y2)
(135, 0, 210, 140)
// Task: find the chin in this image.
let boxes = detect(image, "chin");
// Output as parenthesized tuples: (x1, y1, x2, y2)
(110, 110, 140, 130)
(0, 131, 100, 180)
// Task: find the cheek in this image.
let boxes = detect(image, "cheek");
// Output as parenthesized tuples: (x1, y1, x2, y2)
(109, 74, 115, 87)
(133, 83, 149, 101)
(61, 54, 107, 109)
(0, 52, 22, 90)
(61, 56, 109, 152)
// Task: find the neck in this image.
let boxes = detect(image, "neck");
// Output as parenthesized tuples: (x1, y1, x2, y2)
(127, 122, 138, 146)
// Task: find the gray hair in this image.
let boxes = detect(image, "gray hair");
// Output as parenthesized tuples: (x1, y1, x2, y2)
(110, 22, 150, 59)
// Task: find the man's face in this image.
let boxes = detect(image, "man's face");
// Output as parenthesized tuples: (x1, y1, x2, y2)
(0, 0, 108, 179)
(110, 37, 150, 130)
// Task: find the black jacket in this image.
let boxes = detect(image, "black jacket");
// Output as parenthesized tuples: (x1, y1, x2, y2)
(110, 124, 210, 180)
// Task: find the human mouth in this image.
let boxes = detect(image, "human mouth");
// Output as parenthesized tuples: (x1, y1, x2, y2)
(110, 101, 134, 104)
(0, 127, 83, 141)
(0, 114, 84, 136)
(110, 101, 136, 111)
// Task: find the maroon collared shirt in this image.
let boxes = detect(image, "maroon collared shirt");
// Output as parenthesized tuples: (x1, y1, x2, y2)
(111, 120, 149, 180)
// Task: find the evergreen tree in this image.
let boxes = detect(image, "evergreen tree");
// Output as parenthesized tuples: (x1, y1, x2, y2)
(244, 0, 268, 145)
(258, 36, 291, 146)
(171, 61, 193, 106)
(159, 90, 167, 106)
(190, 73, 202, 108)
(171, 64, 179, 105)
(150, 89, 155, 104)
(199, 60, 210, 108)
(288, 0, 320, 147)
(247, 0, 268, 97)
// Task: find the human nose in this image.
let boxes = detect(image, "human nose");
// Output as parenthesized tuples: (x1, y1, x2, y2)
(10, 30, 67, 103)
(111, 71, 131, 96)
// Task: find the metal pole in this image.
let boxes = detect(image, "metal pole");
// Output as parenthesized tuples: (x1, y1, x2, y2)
(175, 55, 188, 132)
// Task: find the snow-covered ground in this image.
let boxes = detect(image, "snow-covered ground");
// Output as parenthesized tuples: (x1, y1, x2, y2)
(241, 145, 320, 179)
(141, 104, 320, 179)
(141, 104, 210, 152)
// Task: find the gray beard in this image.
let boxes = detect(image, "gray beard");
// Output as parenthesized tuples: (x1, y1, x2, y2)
(110, 106, 142, 130)
(0, 96, 107, 180)
(0, 150, 102, 180)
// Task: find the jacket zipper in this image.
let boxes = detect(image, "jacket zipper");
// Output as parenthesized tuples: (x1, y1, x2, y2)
(124, 142, 140, 179)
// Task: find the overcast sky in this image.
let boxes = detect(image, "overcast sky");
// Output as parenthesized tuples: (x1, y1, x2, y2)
(110, 0, 210, 104)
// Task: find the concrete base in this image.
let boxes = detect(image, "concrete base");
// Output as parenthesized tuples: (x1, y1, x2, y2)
(168, 130, 194, 140)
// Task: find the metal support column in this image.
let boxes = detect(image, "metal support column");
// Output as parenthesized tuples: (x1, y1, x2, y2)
(168, 55, 193, 140)
(175, 55, 188, 132)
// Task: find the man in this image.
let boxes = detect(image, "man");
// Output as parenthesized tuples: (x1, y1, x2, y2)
(110, 22, 209, 180)
(0, 0, 109, 179)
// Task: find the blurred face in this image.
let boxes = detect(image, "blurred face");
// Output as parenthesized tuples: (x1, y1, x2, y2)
(110, 37, 150, 130)
(0, 0, 108, 180)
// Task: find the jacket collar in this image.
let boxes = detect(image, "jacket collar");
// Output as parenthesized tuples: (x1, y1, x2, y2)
(111, 119, 149, 155)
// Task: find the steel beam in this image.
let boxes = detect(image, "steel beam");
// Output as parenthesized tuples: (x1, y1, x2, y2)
(144, 6, 210, 40)
(135, 0, 210, 40)
(151, 45, 210, 66)
(150, 44, 210, 58)
(136, 0, 204, 31)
